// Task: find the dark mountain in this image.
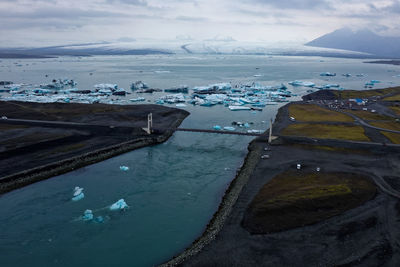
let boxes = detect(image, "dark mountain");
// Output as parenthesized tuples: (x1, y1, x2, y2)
(306, 28, 400, 58)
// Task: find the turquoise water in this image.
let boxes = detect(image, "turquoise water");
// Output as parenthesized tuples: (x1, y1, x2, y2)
(0, 55, 399, 266)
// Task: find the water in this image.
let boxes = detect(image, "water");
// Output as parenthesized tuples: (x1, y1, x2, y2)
(0, 55, 399, 267)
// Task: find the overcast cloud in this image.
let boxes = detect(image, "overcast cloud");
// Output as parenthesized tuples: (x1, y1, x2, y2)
(0, 0, 399, 47)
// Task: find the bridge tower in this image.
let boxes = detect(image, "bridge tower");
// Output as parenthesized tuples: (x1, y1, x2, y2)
(142, 113, 153, 134)
(268, 119, 273, 144)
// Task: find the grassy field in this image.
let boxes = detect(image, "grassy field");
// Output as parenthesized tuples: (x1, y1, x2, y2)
(370, 121, 400, 131)
(282, 123, 370, 141)
(290, 144, 371, 155)
(383, 93, 400, 101)
(381, 132, 400, 144)
(390, 106, 400, 116)
(289, 104, 353, 122)
(334, 87, 400, 99)
(242, 171, 376, 234)
(346, 110, 393, 121)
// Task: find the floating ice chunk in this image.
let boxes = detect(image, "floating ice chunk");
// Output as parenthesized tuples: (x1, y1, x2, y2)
(213, 125, 222, 130)
(223, 126, 236, 131)
(243, 123, 250, 128)
(288, 81, 315, 87)
(73, 186, 83, 196)
(228, 106, 251, 111)
(130, 97, 145, 102)
(110, 199, 129, 211)
(154, 70, 171, 74)
(370, 80, 381, 83)
(72, 186, 84, 201)
(94, 216, 104, 223)
(320, 72, 336, 77)
(72, 193, 84, 201)
(176, 103, 187, 107)
(120, 166, 129, 171)
(82, 210, 94, 221)
(247, 129, 263, 134)
(131, 81, 148, 91)
(94, 83, 118, 90)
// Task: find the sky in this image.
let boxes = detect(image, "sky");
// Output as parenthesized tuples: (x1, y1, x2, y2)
(0, 0, 399, 47)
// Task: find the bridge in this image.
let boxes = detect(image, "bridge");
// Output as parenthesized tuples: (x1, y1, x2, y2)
(1, 113, 275, 140)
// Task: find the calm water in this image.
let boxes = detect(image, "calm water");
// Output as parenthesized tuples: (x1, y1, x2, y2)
(0, 55, 399, 267)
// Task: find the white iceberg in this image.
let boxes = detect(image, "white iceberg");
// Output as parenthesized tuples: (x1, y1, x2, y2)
(110, 199, 129, 211)
(228, 106, 251, 111)
(72, 186, 84, 201)
(223, 126, 236, 131)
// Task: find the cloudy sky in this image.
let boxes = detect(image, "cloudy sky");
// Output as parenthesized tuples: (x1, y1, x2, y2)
(0, 0, 399, 47)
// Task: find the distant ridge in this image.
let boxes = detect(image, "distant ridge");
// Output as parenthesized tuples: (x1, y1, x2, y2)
(306, 28, 400, 58)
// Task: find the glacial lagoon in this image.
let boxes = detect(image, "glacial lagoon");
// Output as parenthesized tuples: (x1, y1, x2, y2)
(0, 55, 399, 266)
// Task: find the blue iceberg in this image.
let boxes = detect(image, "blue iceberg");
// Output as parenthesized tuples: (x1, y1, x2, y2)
(82, 209, 94, 221)
(213, 125, 222, 130)
(120, 166, 129, 171)
(110, 199, 129, 211)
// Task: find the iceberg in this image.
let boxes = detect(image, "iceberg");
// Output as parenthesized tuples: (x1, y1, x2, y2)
(72, 186, 84, 201)
(164, 85, 189, 93)
(94, 216, 104, 223)
(175, 103, 187, 107)
(82, 209, 94, 221)
(131, 81, 148, 91)
(213, 125, 222, 130)
(228, 106, 251, 111)
(320, 72, 336, 77)
(130, 97, 145, 102)
(247, 129, 263, 134)
(120, 166, 129, 171)
(94, 84, 118, 90)
(288, 81, 315, 87)
(223, 126, 236, 131)
(110, 199, 129, 211)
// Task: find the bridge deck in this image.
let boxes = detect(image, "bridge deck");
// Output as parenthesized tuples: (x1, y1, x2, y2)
(159, 128, 266, 137)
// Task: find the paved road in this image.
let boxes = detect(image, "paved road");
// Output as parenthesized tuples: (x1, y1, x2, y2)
(341, 110, 400, 134)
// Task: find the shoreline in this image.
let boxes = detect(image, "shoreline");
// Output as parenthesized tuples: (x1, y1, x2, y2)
(0, 113, 187, 194)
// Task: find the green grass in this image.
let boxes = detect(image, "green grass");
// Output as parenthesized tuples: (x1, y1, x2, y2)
(390, 106, 400, 116)
(334, 87, 400, 99)
(381, 132, 400, 144)
(346, 110, 392, 121)
(370, 121, 400, 131)
(383, 93, 400, 101)
(282, 123, 370, 141)
(242, 170, 376, 234)
(289, 104, 353, 122)
(290, 144, 371, 155)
